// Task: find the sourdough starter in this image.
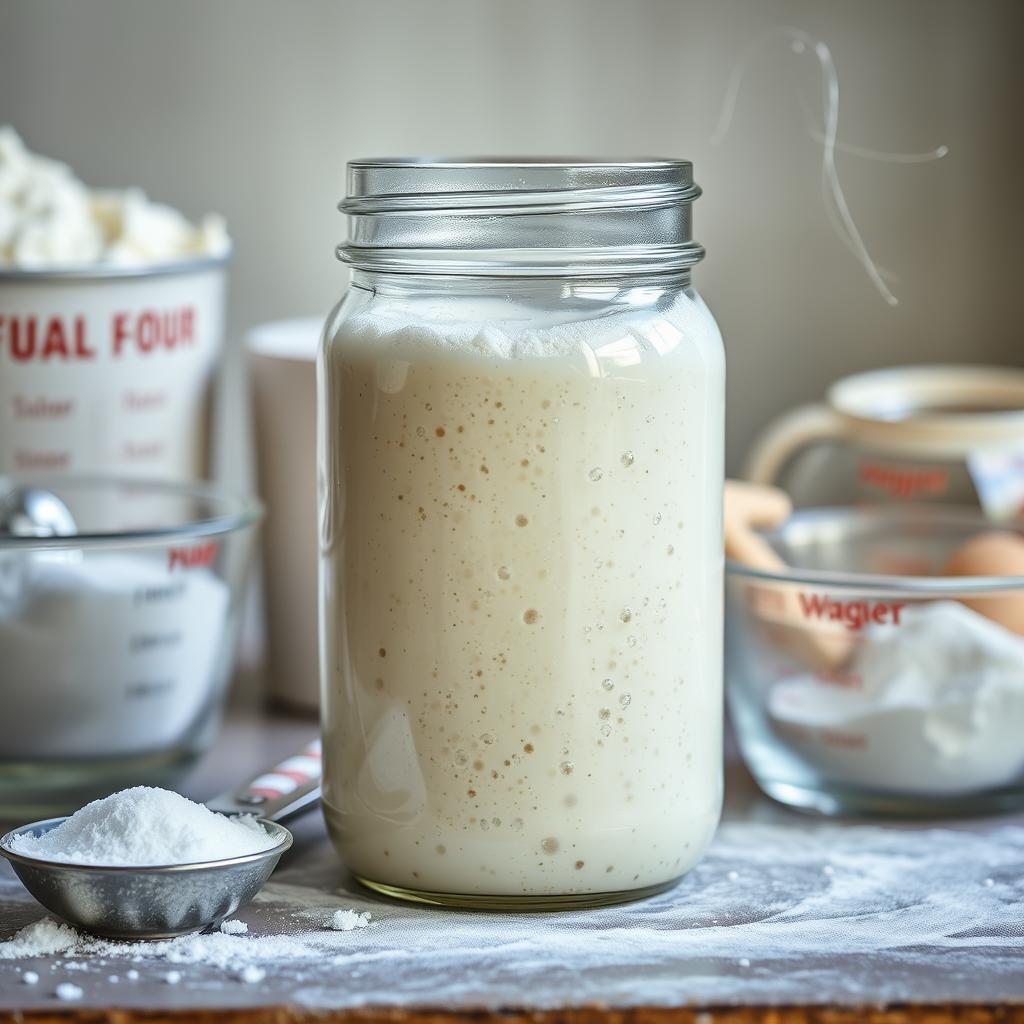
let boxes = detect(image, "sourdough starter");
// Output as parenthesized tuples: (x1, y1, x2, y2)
(320, 291, 724, 897)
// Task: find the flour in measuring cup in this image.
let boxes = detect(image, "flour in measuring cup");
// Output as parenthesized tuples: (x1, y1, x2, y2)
(0, 552, 228, 759)
(0, 127, 229, 268)
(6, 787, 277, 865)
(769, 601, 1024, 794)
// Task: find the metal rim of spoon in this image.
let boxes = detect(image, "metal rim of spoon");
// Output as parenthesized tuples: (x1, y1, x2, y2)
(0, 740, 322, 940)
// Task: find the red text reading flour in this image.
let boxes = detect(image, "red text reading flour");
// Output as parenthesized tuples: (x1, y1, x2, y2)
(0, 308, 196, 362)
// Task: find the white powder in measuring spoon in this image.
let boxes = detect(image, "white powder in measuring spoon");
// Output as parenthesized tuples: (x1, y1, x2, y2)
(7, 787, 278, 866)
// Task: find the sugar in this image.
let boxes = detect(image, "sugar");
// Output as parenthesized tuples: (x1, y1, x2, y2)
(220, 920, 248, 935)
(55, 982, 83, 1001)
(22, 971, 39, 985)
(6, 787, 279, 866)
(238, 965, 266, 983)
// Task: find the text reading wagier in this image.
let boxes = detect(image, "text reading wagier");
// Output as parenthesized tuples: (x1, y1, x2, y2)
(798, 593, 906, 631)
(0, 308, 197, 361)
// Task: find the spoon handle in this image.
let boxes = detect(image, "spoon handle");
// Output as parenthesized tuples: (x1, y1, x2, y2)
(206, 739, 322, 822)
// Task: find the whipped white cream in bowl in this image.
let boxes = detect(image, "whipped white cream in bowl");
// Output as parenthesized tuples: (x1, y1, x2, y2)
(0, 128, 230, 480)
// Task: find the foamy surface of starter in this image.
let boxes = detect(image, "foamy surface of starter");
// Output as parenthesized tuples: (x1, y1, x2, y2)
(339, 288, 719, 360)
(6, 788, 277, 866)
(0, 127, 229, 268)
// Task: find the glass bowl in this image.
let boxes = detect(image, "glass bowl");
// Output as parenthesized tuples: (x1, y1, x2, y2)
(0, 475, 260, 820)
(725, 505, 1024, 816)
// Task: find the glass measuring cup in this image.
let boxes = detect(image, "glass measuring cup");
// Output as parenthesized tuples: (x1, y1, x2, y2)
(0, 475, 260, 820)
(726, 505, 1024, 816)
(744, 365, 1024, 517)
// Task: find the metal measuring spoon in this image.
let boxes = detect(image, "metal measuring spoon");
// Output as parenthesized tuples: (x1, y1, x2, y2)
(0, 742, 321, 940)
(0, 484, 77, 538)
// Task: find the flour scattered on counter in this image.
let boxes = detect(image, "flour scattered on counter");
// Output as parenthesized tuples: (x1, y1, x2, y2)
(0, 904, 378, 975)
(54, 982, 82, 1001)
(0, 918, 78, 958)
(6, 787, 280, 866)
(330, 909, 371, 931)
(1, 823, 1023, 1007)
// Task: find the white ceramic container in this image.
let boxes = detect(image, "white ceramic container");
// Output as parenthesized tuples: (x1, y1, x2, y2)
(247, 318, 321, 713)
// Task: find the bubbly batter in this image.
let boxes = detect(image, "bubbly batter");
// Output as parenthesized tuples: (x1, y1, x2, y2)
(319, 289, 724, 900)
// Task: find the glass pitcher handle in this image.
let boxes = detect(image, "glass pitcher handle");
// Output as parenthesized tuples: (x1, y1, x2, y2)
(744, 403, 846, 486)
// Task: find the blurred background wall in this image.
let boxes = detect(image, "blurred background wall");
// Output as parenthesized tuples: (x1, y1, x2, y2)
(2, 0, 1021, 474)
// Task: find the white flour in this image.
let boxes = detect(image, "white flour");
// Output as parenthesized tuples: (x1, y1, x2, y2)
(0, 127, 228, 268)
(0, 908, 375, 979)
(0, 552, 228, 759)
(2, 821, 1020, 1008)
(6, 787, 278, 865)
(769, 601, 1024, 794)
(330, 910, 371, 931)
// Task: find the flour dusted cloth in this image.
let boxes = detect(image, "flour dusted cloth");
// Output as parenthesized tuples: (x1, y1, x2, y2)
(2, 819, 1023, 1008)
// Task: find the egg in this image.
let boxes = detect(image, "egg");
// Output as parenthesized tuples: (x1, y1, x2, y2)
(943, 531, 1024, 636)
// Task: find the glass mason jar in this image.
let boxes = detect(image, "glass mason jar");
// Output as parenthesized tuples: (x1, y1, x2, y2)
(318, 159, 725, 909)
